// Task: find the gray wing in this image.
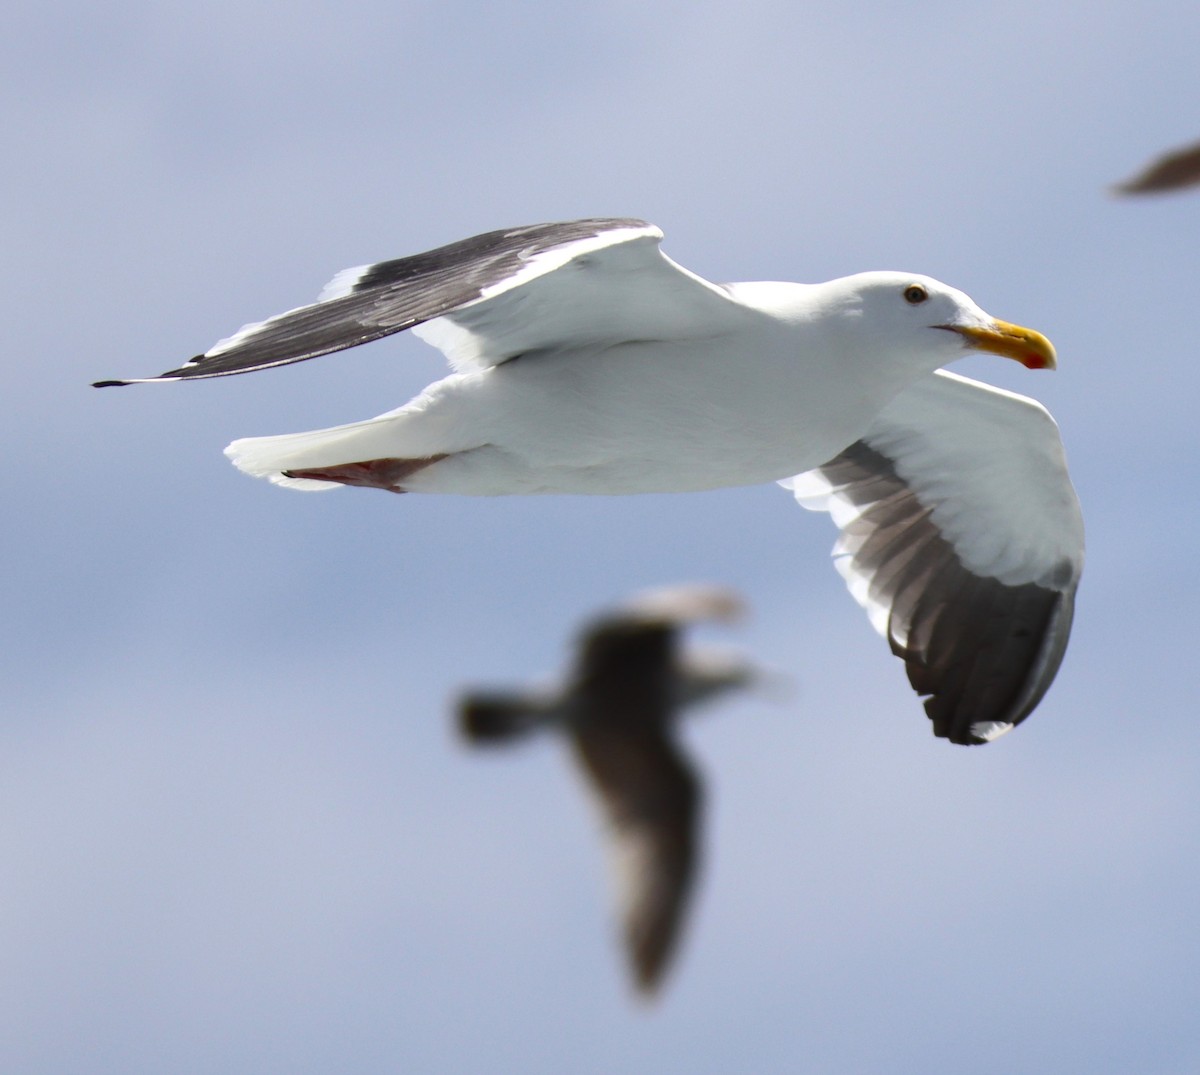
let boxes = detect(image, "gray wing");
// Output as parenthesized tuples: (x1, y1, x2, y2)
(783, 371, 1084, 746)
(96, 217, 741, 385)
(1113, 140, 1200, 194)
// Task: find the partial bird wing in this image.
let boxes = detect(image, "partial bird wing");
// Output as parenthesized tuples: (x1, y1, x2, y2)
(781, 370, 1083, 745)
(1113, 140, 1200, 194)
(674, 647, 760, 710)
(96, 218, 744, 385)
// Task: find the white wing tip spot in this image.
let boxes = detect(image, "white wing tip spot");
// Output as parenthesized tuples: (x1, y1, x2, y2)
(317, 264, 371, 303)
(969, 720, 1015, 743)
(206, 320, 266, 357)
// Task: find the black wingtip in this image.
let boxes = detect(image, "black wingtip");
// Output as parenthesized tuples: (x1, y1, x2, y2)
(92, 379, 130, 388)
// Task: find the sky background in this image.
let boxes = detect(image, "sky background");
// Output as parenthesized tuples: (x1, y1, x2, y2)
(5, 1, 1200, 1071)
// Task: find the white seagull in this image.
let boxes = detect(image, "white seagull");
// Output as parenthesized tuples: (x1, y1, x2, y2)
(456, 583, 756, 997)
(97, 218, 1084, 745)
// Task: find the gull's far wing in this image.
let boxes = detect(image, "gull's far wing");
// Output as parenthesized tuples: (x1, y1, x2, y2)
(96, 217, 744, 386)
(782, 370, 1084, 746)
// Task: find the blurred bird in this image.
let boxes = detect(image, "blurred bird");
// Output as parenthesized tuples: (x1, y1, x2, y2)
(456, 583, 761, 997)
(1113, 139, 1200, 194)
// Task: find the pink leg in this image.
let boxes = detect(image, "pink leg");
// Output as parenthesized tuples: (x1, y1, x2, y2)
(283, 454, 449, 493)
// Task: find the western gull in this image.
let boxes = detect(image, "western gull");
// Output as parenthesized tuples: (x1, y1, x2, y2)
(96, 218, 1084, 745)
(456, 583, 758, 997)
(1113, 138, 1200, 194)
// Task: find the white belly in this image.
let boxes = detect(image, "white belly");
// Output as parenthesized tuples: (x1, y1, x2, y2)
(399, 338, 891, 495)
(226, 334, 915, 496)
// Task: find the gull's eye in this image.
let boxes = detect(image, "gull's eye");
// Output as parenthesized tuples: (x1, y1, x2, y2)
(903, 284, 928, 305)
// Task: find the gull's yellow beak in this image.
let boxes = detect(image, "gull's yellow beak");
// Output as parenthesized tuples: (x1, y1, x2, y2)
(945, 320, 1057, 370)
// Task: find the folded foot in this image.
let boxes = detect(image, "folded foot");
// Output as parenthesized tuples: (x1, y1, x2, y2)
(282, 454, 448, 492)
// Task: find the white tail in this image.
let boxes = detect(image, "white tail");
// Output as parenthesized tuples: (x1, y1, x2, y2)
(224, 413, 405, 490)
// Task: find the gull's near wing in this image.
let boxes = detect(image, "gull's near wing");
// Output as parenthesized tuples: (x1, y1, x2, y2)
(782, 370, 1084, 746)
(96, 218, 743, 385)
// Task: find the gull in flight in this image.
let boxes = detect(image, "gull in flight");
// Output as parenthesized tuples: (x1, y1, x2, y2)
(97, 218, 1084, 745)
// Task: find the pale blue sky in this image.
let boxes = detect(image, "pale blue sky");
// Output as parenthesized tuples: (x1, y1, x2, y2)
(5, 2, 1200, 1071)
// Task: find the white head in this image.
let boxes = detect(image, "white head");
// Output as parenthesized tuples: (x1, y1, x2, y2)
(816, 271, 1056, 376)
